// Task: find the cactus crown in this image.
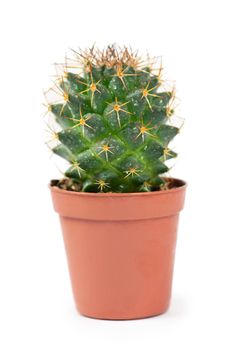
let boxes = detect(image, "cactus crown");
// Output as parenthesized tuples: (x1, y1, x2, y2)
(45, 45, 181, 193)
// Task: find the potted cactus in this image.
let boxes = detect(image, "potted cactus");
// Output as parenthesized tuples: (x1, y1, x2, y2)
(46, 45, 186, 320)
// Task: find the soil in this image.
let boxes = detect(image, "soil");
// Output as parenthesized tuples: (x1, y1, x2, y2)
(50, 177, 182, 193)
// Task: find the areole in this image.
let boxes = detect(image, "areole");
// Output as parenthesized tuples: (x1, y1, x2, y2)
(50, 178, 187, 320)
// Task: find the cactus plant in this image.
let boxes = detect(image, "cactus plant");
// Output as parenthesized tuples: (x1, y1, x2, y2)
(46, 45, 180, 193)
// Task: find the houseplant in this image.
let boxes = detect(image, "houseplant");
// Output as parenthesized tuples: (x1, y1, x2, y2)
(46, 45, 186, 320)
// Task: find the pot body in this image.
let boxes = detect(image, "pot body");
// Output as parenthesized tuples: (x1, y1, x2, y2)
(50, 178, 186, 320)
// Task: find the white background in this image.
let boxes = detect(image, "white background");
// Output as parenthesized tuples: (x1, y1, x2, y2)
(0, 0, 231, 349)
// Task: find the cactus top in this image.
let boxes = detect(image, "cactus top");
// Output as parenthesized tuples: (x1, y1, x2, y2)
(46, 45, 180, 192)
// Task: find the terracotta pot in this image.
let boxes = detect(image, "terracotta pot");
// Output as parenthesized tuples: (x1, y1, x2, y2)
(50, 178, 186, 320)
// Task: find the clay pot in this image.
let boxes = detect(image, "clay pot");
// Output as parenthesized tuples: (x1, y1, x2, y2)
(50, 178, 186, 320)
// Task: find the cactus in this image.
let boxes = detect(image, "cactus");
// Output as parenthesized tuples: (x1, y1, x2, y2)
(46, 45, 180, 193)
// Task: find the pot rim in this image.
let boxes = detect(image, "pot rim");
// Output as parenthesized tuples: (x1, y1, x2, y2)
(49, 177, 187, 198)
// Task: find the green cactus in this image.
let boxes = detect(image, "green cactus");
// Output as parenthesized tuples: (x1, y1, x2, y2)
(46, 45, 180, 193)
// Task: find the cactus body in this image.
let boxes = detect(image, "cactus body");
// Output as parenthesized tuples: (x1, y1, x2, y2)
(47, 46, 179, 192)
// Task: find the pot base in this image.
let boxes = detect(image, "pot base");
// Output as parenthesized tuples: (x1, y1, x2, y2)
(77, 305, 169, 320)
